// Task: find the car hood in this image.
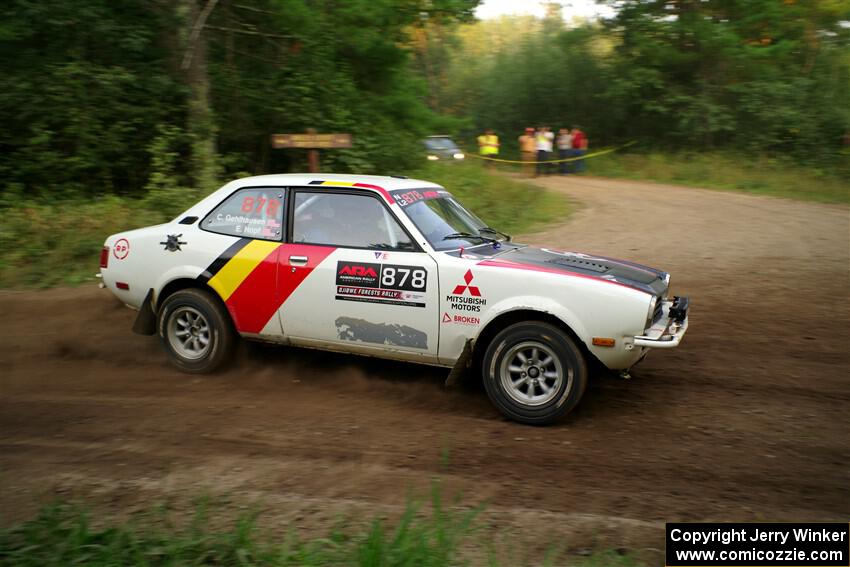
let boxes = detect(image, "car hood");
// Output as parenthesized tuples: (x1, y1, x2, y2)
(454, 243, 669, 296)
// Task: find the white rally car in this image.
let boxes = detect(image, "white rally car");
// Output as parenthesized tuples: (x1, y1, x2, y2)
(100, 174, 689, 425)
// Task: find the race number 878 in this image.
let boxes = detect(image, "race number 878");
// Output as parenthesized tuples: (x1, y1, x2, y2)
(380, 264, 427, 292)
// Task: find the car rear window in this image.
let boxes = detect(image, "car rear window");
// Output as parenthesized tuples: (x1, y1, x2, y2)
(203, 187, 284, 241)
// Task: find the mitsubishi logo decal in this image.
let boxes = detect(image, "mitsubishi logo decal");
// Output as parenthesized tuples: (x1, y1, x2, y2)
(452, 270, 481, 296)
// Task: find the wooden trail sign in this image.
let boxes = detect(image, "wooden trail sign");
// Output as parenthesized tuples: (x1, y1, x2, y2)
(270, 129, 352, 172)
(271, 133, 352, 149)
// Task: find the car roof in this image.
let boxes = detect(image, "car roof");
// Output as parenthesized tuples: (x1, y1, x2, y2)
(180, 173, 447, 219)
(229, 173, 443, 192)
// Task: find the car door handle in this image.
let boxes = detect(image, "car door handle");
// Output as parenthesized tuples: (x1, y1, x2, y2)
(289, 255, 308, 266)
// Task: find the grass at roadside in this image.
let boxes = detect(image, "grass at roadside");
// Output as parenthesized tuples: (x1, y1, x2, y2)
(0, 492, 637, 567)
(587, 151, 849, 204)
(0, 197, 174, 288)
(0, 164, 569, 289)
(0, 496, 480, 566)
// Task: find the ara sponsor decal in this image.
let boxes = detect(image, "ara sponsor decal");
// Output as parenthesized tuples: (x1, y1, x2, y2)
(335, 261, 428, 307)
(339, 265, 378, 277)
(336, 262, 380, 287)
(446, 269, 487, 312)
(442, 312, 480, 326)
(113, 238, 130, 260)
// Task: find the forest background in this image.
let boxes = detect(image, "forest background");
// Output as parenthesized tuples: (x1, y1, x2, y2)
(0, 0, 848, 284)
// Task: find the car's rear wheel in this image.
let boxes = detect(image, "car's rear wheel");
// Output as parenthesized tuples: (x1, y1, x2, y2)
(157, 288, 235, 373)
(482, 321, 587, 425)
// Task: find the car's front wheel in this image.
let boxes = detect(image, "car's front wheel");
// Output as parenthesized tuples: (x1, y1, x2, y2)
(482, 321, 588, 425)
(157, 288, 235, 373)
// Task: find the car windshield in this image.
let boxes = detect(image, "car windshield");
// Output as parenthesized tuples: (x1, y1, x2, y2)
(396, 191, 504, 251)
(424, 137, 458, 151)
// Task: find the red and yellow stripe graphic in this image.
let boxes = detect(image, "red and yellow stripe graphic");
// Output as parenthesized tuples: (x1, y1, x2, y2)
(203, 240, 335, 334)
(207, 240, 279, 302)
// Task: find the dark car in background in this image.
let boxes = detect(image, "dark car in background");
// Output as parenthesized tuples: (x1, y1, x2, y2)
(424, 135, 465, 162)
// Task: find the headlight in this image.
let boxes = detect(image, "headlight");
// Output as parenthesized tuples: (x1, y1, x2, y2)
(427, 155, 439, 161)
(453, 152, 465, 160)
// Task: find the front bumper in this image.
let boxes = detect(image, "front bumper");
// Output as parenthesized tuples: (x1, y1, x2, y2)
(633, 296, 689, 349)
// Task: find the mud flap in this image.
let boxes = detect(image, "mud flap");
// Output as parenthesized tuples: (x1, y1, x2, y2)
(445, 339, 473, 387)
(132, 289, 156, 335)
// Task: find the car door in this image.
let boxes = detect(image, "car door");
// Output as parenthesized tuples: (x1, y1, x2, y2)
(277, 189, 440, 363)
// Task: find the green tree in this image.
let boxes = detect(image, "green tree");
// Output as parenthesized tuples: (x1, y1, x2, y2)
(603, 0, 850, 158)
(0, 0, 483, 200)
(0, 0, 188, 198)
(205, 0, 479, 177)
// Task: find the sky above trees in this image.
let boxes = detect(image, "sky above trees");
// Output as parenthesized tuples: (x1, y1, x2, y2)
(475, 0, 615, 21)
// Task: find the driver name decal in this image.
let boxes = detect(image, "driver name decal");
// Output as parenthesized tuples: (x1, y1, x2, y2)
(335, 261, 427, 308)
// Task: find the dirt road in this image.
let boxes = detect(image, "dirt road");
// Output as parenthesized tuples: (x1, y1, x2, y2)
(2, 176, 848, 560)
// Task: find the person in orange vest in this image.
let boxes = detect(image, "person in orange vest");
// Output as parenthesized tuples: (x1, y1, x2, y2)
(518, 127, 536, 177)
(477, 129, 500, 167)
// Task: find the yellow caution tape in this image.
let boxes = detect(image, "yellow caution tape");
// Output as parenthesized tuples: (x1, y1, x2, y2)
(466, 140, 636, 164)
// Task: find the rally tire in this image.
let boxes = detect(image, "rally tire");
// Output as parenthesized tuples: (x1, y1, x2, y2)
(482, 321, 587, 425)
(157, 288, 236, 374)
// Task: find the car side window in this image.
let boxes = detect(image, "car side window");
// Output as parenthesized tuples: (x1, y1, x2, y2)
(292, 192, 415, 250)
(203, 187, 284, 241)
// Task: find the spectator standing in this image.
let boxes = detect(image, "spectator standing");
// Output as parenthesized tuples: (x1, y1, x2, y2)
(518, 127, 536, 177)
(535, 126, 554, 177)
(571, 126, 588, 173)
(556, 128, 573, 175)
(477, 128, 500, 167)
